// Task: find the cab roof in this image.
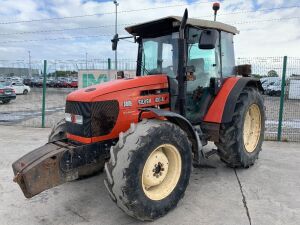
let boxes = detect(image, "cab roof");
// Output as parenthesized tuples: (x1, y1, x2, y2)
(125, 16, 239, 37)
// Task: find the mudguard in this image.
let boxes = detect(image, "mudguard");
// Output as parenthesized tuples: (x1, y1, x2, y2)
(140, 108, 204, 163)
(204, 77, 263, 124)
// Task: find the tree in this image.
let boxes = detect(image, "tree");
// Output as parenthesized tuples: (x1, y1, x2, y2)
(267, 70, 279, 77)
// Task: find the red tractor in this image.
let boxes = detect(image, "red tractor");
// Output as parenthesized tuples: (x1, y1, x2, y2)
(13, 7, 265, 221)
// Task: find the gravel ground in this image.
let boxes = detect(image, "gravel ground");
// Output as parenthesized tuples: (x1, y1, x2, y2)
(0, 125, 299, 225)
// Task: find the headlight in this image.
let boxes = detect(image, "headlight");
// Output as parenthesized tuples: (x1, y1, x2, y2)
(65, 113, 72, 122)
(65, 113, 83, 125)
(74, 114, 83, 125)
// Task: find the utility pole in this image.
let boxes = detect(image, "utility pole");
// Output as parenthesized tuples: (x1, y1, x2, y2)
(113, 0, 119, 70)
(85, 52, 88, 70)
(28, 50, 31, 77)
(54, 60, 57, 79)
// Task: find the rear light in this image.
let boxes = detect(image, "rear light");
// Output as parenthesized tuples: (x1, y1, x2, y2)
(0, 89, 4, 93)
(65, 113, 83, 125)
(12, 89, 15, 93)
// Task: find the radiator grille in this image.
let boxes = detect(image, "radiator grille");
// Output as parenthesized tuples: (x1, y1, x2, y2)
(91, 101, 119, 136)
(65, 100, 119, 137)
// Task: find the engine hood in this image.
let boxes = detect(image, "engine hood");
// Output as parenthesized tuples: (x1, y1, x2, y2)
(67, 75, 168, 102)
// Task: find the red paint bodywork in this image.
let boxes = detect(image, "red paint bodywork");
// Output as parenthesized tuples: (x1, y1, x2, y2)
(66, 75, 240, 144)
(203, 77, 240, 123)
(66, 75, 169, 143)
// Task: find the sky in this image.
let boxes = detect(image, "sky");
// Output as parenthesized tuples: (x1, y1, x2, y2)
(0, 0, 299, 65)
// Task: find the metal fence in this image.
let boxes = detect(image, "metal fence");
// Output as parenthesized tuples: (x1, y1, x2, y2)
(237, 57, 300, 142)
(0, 57, 300, 142)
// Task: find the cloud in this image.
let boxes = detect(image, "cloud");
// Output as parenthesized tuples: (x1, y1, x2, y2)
(0, 0, 298, 63)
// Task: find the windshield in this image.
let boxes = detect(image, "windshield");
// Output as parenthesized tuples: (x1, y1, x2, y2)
(141, 33, 179, 78)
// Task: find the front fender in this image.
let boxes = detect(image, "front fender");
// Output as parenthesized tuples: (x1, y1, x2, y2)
(140, 108, 203, 162)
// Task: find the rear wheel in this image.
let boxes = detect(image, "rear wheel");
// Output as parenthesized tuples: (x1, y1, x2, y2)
(2, 99, 10, 104)
(215, 87, 265, 168)
(23, 89, 28, 95)
(104, 120, 192, 221)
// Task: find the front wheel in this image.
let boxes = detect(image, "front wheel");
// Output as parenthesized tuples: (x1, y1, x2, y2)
(104, 120, 192, 221)
(48, 118, 67, 142)
(23, 89, 28, 95)
(215, 87, 265, 168)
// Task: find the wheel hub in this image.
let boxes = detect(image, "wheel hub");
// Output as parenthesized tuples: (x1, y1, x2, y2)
(243, 104, 262, 153)
(142, 144, 181, 201)
(143, 150, 169, 187)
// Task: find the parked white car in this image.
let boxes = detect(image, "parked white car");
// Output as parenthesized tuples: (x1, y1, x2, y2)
(10, 82, 31, 95)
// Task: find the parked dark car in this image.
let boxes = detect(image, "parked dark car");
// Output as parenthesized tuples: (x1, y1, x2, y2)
(23, 78, 32, 86)
(0, 82, 16, 104)
(31, 78, 43, 87)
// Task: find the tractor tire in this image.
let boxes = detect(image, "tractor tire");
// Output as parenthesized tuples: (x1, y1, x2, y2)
(215, 87, 265, 168)
(48, 118, 67, 142)
(48, 118, 105, 178)
(104, 119, 192, 221)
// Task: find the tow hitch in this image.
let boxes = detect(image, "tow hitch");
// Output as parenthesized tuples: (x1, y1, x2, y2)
(12, 140, 109, 198)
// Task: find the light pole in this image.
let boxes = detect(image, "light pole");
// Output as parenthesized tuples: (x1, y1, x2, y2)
(85, 52, 88, 70)
(113, 0, 119, 70)
(28, 50, 31, 77)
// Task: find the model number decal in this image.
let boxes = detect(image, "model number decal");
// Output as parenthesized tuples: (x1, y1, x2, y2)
(155, 96, 165, 103)
(123, 100, 132, 107)
(138, 98, 151, 105)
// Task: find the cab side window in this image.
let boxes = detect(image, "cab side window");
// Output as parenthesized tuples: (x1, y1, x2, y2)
(187, 28, 220, 92)
(221, 31, 235, 77)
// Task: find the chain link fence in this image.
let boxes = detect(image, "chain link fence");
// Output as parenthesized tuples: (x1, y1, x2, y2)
(237, 57, 300, 142)
(0, 57, 299, 142)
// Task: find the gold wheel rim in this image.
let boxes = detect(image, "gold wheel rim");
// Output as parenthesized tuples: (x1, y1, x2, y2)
(243, 104, 262, 153)
(142, 144, 182, 201)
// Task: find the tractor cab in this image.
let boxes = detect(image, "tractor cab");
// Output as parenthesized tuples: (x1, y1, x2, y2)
(125, 15, 239, 124)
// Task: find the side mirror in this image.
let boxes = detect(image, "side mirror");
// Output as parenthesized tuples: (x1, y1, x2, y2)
(111, 34, 119, 51)
(199, 29, 218, 50)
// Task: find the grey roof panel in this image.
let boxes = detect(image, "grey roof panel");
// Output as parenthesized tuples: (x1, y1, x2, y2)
(125, 16, 239, 35)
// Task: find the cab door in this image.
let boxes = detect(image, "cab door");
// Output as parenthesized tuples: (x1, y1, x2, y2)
(185, 27, 221, 124)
